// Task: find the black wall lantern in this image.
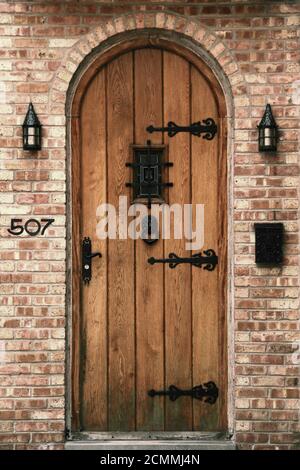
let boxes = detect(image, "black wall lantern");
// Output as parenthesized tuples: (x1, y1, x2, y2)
(22, 102, 42, 151)
(257, 104, 278, 152)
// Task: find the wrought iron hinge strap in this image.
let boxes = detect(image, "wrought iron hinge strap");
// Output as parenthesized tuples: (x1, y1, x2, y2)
(148, 381, 219, 405)
(146, 119, 217, 140)
(148, 249, 218, 271)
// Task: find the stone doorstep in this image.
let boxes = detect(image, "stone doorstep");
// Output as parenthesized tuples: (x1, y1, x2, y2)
(65, 440, 235, 450)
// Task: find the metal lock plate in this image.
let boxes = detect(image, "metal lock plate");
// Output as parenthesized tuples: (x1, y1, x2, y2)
(82, 237, 101, 285)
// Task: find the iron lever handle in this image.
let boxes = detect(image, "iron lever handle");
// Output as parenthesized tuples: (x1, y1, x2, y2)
(148, 249, 218, 271)
(85, 252, 101, 259)
(82, 237, 102, 285)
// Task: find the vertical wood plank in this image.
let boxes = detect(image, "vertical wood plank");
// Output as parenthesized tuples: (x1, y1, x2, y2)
(71, 116, 81, 431)
(107, 52, 135, 431)
(81, 71, 108, 430)
(191, 66, 220, 430)
(134, 49, 165, 431)
(218, 117, 228, 430)
(163, 51, 192, 431)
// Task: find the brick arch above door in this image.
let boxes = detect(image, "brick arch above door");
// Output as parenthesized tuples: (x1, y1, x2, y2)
(48, 12, 246, 118)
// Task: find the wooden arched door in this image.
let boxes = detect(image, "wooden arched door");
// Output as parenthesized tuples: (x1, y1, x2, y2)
(71, 40, 227, 433)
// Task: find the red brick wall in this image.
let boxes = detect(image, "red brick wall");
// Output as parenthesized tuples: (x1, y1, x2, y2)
(0, 1, 299, 450)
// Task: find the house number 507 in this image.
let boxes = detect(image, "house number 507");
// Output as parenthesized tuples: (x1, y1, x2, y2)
(8, 218, 55, 236)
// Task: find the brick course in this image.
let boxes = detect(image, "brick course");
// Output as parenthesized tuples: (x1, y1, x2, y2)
(0, 1, 299, 450)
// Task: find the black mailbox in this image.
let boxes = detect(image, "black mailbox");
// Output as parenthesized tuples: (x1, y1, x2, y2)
(254, 223, 284, 265)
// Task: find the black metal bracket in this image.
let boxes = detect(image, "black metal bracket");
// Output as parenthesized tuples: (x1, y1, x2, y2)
(126, 140, 173, 201)
(126, 182, 173, 189)
(126, 162, 173, 169)
(146, 119, 217, 140)
(148, 381, 219, 405)
(126, 140, 173, 245)
(82, 237, 101, 285)
(148, 249, 218, 270)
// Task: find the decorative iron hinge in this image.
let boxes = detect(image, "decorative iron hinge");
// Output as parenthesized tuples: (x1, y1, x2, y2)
(148, 381, 219, 405)
(148, 249, 218, 271)
(146, 119, 217, 140)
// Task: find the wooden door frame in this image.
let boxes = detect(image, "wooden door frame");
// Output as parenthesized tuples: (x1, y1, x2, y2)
(66, 30, 233, 438)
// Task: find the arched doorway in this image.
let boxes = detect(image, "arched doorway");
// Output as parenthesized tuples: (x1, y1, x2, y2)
(69, 35, 228, 436)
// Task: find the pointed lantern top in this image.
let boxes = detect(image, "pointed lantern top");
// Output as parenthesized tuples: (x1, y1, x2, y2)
(23, 102, 41, 127)
(258, 104, 277, 129)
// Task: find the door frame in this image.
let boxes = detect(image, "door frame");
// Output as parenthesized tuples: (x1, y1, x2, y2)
(65, 30, 234, 438)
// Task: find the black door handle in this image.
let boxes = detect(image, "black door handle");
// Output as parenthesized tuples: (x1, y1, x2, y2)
(85, 252, 102, 260)
(82, 237, 101, 285)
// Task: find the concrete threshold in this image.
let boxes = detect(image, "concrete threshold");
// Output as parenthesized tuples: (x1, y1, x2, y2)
(65, 432, 235, 450)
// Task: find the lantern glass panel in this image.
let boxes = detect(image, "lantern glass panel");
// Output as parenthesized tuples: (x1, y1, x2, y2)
(28, 127, 35, 146)
(264, 127, 271, 146)
(259, 127, 277, 151)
